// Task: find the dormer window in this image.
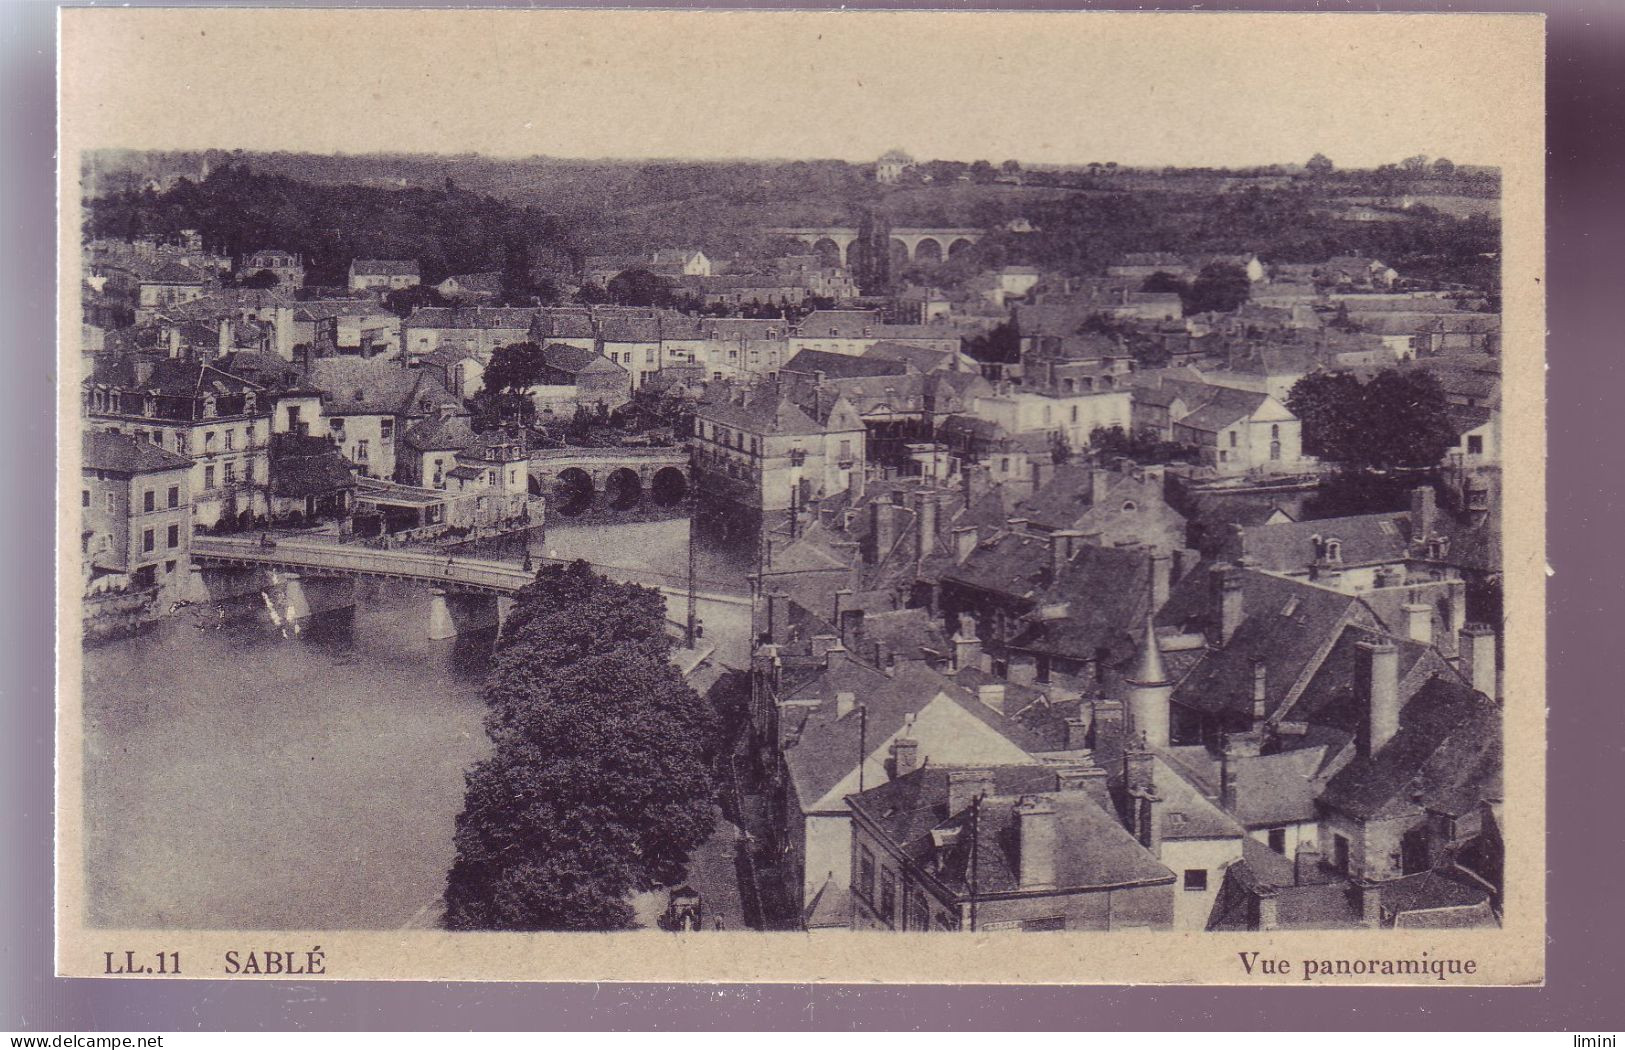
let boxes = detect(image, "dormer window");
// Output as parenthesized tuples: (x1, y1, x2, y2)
(1121, 500, 1137, 513)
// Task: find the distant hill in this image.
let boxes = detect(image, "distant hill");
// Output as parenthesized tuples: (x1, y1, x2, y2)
(82, 150, 1501, 291)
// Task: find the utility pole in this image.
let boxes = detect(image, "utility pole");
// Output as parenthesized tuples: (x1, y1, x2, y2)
(685, 514, 698, 648)
(857, 703, 868, 795)
(968, 793, 981, 933)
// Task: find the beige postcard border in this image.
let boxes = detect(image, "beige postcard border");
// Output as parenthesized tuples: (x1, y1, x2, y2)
(55, 8, 1546, 986)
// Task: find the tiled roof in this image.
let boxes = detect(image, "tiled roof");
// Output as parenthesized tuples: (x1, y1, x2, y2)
(350, 259, 420, 277)
(1116, 252, 1187, 268)
(1173, 387, 1271, 433)
(1380, 869, 1493, 920)
(696, 389, 826, 436)
(1150, 753, 1248, 841)
(783, 349, 909, 379)
(309, 359, 459, 417)
(1285, 625, 1444, 732)
(600, 317, 662, 343)
(1319, 676, 1500, 821)
(529, 310, 597, 340)
(863, 341, 960, 373)
(404, 306, 535, 330)
(1008, 464, 1171, 534)
(782, 660, 1051, 811)
(939, 529, 1053, 601)
(87, 355, 261, 399)
(440, 272, 503, 293)
(1005, 544, 1154, 663)
(1444, 404, 1494, 434)
(82, 431, 190, 474)
(1190, 493, 1295, 541)
(143, 261, 208, 285)
(541, 342, 620, 377)
(401, 413, 477, 452)
(859, 608, 951, 664)
(1232, 511, 1413, 573)
(848, 766, 1174, 895)
(1161, 569, 1373, 720)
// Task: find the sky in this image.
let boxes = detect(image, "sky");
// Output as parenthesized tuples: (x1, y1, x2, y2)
(61, 9, 1542, 170)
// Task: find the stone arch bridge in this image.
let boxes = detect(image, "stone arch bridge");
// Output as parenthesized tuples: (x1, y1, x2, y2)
(527, 446, 691, 517)
(764, 226, 985, 267)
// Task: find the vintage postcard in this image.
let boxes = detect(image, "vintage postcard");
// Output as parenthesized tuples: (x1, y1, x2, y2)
(56, 8, 1545, 984)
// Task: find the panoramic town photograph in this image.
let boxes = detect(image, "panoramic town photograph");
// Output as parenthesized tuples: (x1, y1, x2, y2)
(73, 138, 1505, 938)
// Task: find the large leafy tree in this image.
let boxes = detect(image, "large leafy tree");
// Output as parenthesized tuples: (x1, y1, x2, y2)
(444, 561, 718, 930)
(1287, 368, 1456, 470)
(1183, 261, 1251, 316)
(482, 341, 550, 395)
(606, 268, 674, 307)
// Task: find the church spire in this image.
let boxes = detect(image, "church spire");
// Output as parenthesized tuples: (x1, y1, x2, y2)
(1128, 612, 1168, 687)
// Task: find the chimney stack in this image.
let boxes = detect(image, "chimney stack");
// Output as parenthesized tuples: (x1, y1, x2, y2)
(1459, 622, 1497, 697)
(1357, 880, 1384, 928)
(1210, 564, 1245, 646)
(1255, 890, 1280, 932)
(1402, 602, 1433, 646)
(811, 633, 838, 662)
(824, 640, 849, 668)
(947, 769, 994, 815)
(951, 614, 983, 674)
(1410, 485, 1438, 541)
(1294, 841, 1322, 886)
(1150, 550, 1172, 610)
(1049, 529, 1082, 576)
(889, 733, 919, 777)
(1124, 744, 1162, 858)
(1055, 764, 1107, 794)
(1356, 639, 1401, 756)
(1089, 468, 1112, 507)
(1089, 699, 1124, 748)
(1172, 547, 1200, 585)
(869, 495, 900, 564)
(1219, 737, 1241, 812)
(1250, 657, 1269, 721)
(915, 488, 938, 563)
(952, 525, 978, 564)
(1015, 796, 1059, 890)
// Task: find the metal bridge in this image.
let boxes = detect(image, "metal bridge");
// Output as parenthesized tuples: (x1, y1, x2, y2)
(191, 536, 747, 606)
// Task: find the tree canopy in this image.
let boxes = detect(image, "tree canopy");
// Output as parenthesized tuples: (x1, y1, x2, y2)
(482, 341, 550, 394)
(1183, 262, 1251, 316)
(1286, 368, 1457, 470)
(85, 161, 576, 288)
(605, 268, 676, 307)
(443, 561, 718, 931)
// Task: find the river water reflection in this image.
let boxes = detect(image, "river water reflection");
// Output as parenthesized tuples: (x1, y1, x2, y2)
(80, 515, 754, 929)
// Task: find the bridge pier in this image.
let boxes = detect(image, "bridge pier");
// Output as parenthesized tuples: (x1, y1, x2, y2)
(183, 565, 212, 605)
(428, 587, 458, 641)
(278, 572, 312, 623)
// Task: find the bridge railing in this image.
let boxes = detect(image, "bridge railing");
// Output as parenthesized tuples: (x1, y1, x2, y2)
(190, 536, 749, 605)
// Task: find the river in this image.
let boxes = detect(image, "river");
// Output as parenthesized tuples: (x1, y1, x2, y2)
(79, 516, 755, 930)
